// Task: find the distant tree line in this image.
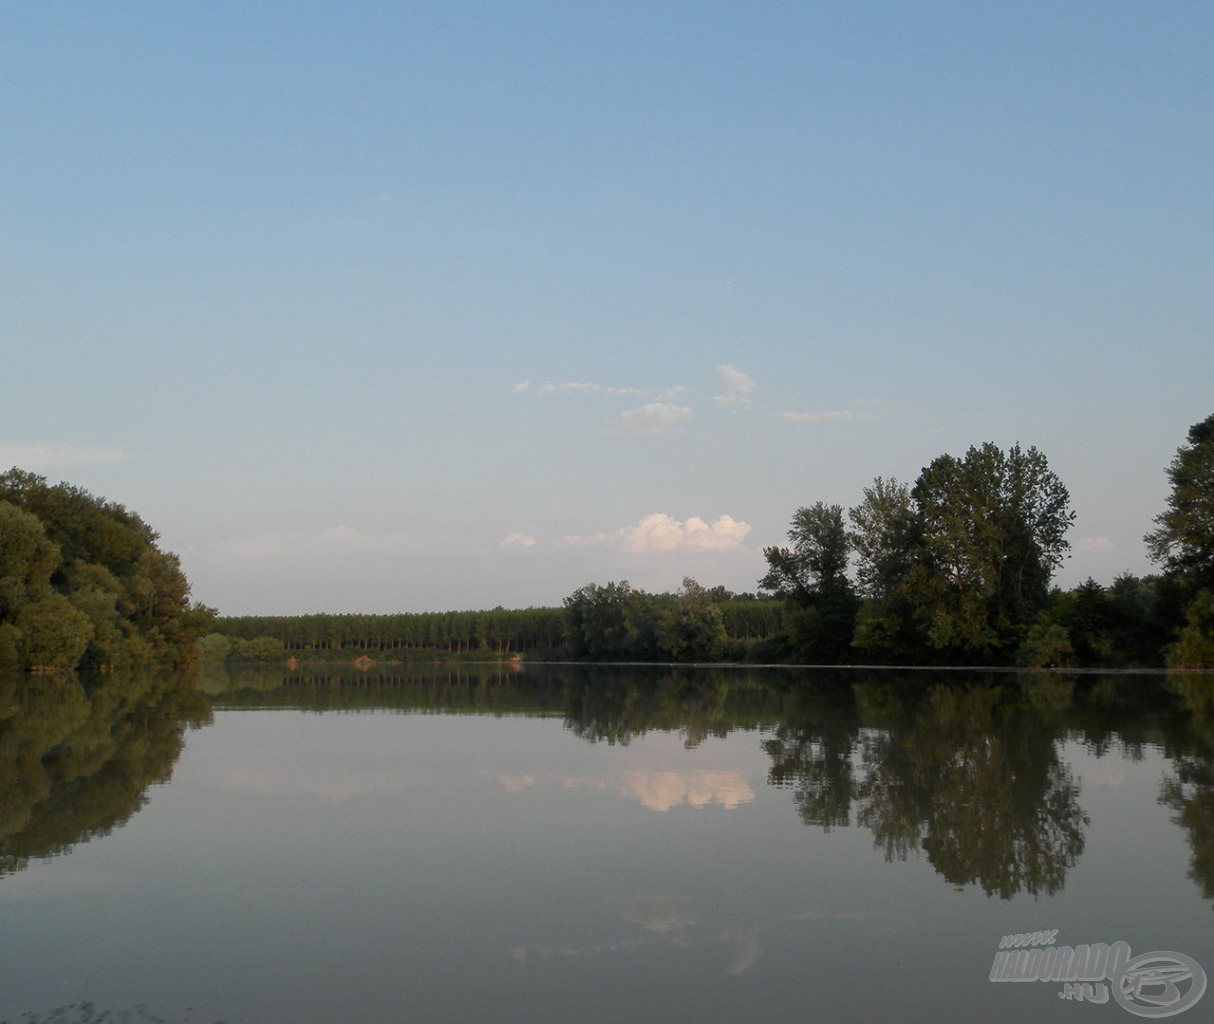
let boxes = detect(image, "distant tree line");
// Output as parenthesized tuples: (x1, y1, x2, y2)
(207, 415, 1213, 669)
(212, 606, 570, 659)
(0, 470, 215, 673)
(209, 587, 786, 664)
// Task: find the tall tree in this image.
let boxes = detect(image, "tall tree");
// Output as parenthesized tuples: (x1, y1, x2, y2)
(906, 443, 1074, 653)
(759, 502, 851, 602)
(848, 477, 914, 601)
(760, 502, 857, 661)
(1146, 412, 1214, 590)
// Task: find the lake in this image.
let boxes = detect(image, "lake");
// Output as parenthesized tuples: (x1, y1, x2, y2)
(2, 664, 1212, 1023)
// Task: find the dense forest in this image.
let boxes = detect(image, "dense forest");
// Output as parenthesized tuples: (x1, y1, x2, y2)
(0, 470, 215, 672)
(210, 413, 1214, 670)
(212, 584, 784, 663)
(3, 413, 1211, 673)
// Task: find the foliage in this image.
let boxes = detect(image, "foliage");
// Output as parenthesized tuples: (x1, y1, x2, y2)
(656, 578, 728, 662)
(563, 580, 665, 660)
(906, 443, 1074, 654)
(198, 632, 233, 664)
(763, 442, 1076, 664)
(232, 635, 287, 662)
(848, 477, 914, 600)
(216, 606, 569, 656)
(1146, 412, 1214, 591)
(760, 502, 852, 603)
(759, 502, 859, 662)
(0, 469, 214, 672)
(1016, 623, 1074, 668)
(1166, 589, 1214, 669)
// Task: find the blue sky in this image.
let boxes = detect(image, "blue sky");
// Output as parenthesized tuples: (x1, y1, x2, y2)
(2, 2, 1211, 615)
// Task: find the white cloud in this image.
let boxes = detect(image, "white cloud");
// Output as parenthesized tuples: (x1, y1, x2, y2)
(777, 410, 862, 423)
(713, 364, 756, 408)
(620, 513, 751, 553)
(499, 532, 537, 549)
(0, 440, 132, 470)
(610, 402, 694, 436)
(534, 380, 649, 398)
(1077, 537, 1115, 551)
(560, 513, 751, 553)
(511, 380, 531, 394)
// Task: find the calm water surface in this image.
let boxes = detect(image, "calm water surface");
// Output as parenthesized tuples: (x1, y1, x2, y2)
(2, 665, 1213, 1023)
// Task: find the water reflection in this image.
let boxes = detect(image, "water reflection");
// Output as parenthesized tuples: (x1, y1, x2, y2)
(4, 664, 1214, 908)
(0, 670, 210, 876)
(861, 685, 1087, 898)
(1161, 674, 1214, 903)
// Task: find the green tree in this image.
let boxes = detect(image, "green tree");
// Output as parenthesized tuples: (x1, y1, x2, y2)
(563, 581, 659, 660)
(1167, 589, 1214, 669)
(760, 502, 851, 603)
(906, 443, 1074, 655)
(848, 477, 914, 600)
(760, 503, 858, 662)
(1016, 622, 1074, 668)
(1146, 413, 1214, 590)
(656, 578, 728, 662)
(847, 478, 919, 661)
(0, 501, 93, 672)
(0, 470, 214, 671)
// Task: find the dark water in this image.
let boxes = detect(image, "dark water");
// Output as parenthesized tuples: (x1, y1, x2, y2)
(2, 665, 1213, 1023)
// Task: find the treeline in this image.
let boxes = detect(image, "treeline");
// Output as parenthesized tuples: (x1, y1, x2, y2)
(207, 414, 1213, 669)
(210, 586, 785, 664)
(0, 470, 215, 673)
(213, 606, 569, 657)
(67, 412, 1203, 673)
(754, 416, 1214, 669)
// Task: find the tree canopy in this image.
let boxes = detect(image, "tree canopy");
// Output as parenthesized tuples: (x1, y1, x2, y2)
(1146, 412, 1214, 590)
(905, 442, 1075, 652)
(0, 469, 214, 672)
(762, 441, 1077, 664)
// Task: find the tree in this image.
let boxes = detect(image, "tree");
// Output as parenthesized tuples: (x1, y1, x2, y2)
(562, 581, 658, 660)
(1146, 413, 1214, 590)
(760, 502, 858, 662)
(0, 470, 215, 671)
(906, 443, 1075, 654)
(656, 578, 728, 662)
(848, 477, 913, 600)
(759, 502, 851, 602)
(0, 501, 93, 672)
(847, 478, 920, 661)
(1166, 589, 1214, 669)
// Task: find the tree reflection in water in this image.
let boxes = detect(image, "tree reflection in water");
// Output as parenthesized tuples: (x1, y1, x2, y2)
(1161, 674, 1214, 905)
(765, 676, 1090, 898)
(3, 663, 1213, 909)
(0, 670, 210, 876)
